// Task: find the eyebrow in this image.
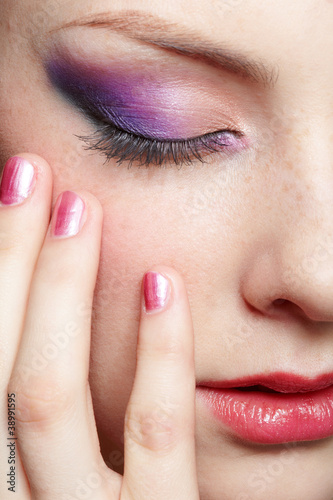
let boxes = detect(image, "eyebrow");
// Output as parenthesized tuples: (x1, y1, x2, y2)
(51, 10, 279, 88)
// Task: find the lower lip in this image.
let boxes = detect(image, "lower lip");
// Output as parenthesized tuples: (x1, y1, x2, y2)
(197, 385, 333, 444)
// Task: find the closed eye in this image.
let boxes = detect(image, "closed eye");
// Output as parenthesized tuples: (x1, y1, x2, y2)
(76, 119, 245, 169)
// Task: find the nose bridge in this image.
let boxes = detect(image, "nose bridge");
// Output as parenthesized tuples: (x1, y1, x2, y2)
(262, 33, 333, 319)
(243, 118, 333, 323)
(282, 109, 333, 225)
(279, 129, 333, 318)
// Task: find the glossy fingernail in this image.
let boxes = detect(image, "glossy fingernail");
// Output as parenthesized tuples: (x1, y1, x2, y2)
(144, 272, 170, 312)
(51, 191, 85, 237)
(0, 157, 36, 205)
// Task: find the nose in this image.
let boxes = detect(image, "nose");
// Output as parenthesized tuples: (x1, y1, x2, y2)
(241, 135, 333, 324)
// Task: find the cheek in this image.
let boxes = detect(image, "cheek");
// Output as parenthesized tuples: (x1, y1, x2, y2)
(87, 191, 186, 442)
(87, 181, 211, 444)
(86, 159, 255, 445)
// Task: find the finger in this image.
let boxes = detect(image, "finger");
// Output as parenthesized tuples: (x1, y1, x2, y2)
(9, 190, 121, 500)
(122, 267, 200, 500)
(0, 154, 53, 498)
(0, 155, 52, 380)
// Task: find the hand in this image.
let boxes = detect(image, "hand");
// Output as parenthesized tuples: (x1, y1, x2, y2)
(0, 154, 200, 499)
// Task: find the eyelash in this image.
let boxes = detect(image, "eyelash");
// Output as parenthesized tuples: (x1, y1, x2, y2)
(76, 120, 243, 169)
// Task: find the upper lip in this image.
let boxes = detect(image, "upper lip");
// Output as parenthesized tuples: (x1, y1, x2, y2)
(197, 371, 333, 393)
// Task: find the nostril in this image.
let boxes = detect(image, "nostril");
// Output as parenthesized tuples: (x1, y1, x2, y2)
(273, 299, 287, 306)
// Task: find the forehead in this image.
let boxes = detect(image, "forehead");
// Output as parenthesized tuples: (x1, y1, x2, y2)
(7, 0, 333, 42)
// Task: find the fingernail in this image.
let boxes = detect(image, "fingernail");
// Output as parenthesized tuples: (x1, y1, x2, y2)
(0, 157, 36, 205)
(51, 191, 85, 237)
(144, 272, 170, 312)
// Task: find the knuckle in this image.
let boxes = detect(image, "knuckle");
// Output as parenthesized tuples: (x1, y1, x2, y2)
(12, 375, 75, 428)
(125, 402, 180, 455)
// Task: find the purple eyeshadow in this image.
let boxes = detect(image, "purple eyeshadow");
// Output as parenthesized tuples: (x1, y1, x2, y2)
(45, 57, 187, 140)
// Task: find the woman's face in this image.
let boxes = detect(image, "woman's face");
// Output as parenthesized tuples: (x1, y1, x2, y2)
(1, 1, 333, 498)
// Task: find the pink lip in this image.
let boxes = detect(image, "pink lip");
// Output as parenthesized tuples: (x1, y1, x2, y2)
(197, 372, 333, 444)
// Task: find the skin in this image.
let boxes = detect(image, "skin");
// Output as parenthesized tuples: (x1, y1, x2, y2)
(1, 0, 333, 498)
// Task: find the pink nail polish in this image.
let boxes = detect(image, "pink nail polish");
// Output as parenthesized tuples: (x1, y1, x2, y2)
(0, 157, 35, 205)
(52, 191, 85, 237)
(144, 272, 170, 312)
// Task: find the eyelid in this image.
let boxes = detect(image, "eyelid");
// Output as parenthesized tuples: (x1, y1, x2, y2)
(64, 81, 249, 168)
(44, 46, 251, 138)
(44, 54, 251, 167)
(81, 100, 243, 142)
(77, 116, 247, 169)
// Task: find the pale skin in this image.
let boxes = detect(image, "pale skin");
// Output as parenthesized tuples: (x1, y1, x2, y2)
(1, 0, 333, 499)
